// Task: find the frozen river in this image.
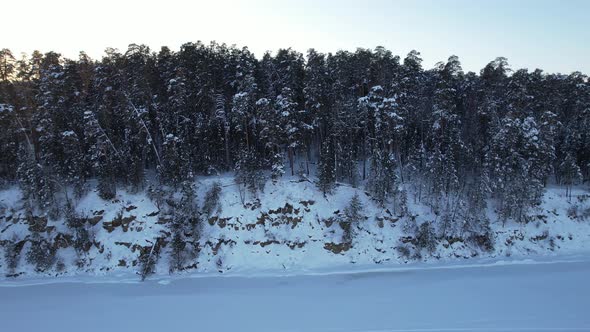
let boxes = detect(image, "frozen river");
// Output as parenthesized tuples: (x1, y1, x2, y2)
(1, 258, 589, 332)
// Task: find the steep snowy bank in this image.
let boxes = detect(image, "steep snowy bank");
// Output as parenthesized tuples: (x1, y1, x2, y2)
(1, 176, 590, 279)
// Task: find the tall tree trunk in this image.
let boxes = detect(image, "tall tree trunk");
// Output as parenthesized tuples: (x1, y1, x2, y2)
(288, 147, 294, 176)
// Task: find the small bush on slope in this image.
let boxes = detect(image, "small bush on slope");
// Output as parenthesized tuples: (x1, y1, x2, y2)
(415, 222, 437, 255)
(26, 233, 56, 272)
(169, 219, 187, 273)
(3, 235, 22, 276)
(139, 240, 161, 281)
(202, 182, 222, 218)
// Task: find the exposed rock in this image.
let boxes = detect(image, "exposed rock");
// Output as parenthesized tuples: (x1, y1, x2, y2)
(54, 233, 73, 249)
(286, 241, 306, 249)
(209, 216, 232, 228)
(375, 217, 384, 228)
(205, 238, 236, 255)
(399, 236, 415, 244)
(156, 216, 172, 225)
(253, 240, 280, 247)
(125, 205, 137, 212)
(27, 215, 48, 233)
(324, 242, 351, 254)
(299, 200, 315, 207)
(102, 215, 136, 232)
(268, 203, 294, 215)
(323, 217, 336, 228)
(446, 237, 463, 245)
(146, 210, 159, 217)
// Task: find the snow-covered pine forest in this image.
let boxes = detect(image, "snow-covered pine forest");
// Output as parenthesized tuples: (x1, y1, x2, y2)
(0, 44, 589, 279)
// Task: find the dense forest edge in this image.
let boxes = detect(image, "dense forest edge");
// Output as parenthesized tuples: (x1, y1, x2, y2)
(0, 43, 589, 280)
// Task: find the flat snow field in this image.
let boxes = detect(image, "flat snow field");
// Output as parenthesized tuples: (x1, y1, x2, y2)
(1, 258, 589, 332)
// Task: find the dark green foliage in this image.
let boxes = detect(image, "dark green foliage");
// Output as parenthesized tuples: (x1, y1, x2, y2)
(396, 244, 412, 260)
(3, 236, 22, 276)
(342, 193, 364, 243)
(166, 180, 201, 274)
(65, 207, 93, 259)
(317, 139, 336, 194)
(416, 222, 437, 254)
(139, 240, 161, 281)
(169, 217, 187, 273)
(16, 146, 58, 215)
(345, 194, 364, 224)
(202, 182, 222, 218)
(179, 180, 202, 245)
(26, 233, 56, 272)
(235, 147, 265, 195)
(468, 228, 495, 252)
(393, 186, 408, 217)
(489, 116, 550, 223)
(559, 153, 583, 200)
(159, 134, 183, 187)
(366, 151, 397, 207)
(0, 44, 587, 242)
(269, 152, 285, 182)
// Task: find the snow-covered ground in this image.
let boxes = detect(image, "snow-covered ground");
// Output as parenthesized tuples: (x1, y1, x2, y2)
(1, 256, 589, 332)
(1, 175, 590, 279)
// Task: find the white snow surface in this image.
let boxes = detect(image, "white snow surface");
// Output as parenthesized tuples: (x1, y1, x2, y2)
(2, 176, 590, 331)
(0, 257, 589, 332)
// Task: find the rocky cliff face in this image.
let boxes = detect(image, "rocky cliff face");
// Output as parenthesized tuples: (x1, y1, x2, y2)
(1, 178, 590, 279)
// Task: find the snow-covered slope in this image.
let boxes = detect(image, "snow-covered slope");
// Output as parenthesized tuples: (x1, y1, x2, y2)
(1, 175, 590, 279)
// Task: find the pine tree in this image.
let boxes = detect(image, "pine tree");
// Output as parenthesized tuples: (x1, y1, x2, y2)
(0, 43, 589, 260)
(16, 145, 58, 215)
(178, 180, 201, 257)
(559, 152, 582, 200)
(65, 206, 92, 261)
(235, 147, 265, 196)
(275, 87, 301, 176)
(169, 207, 187, 273)
(415, 222, 437, 255)
(342, 193, 364, 243)
(463, 176, 494, 251)
(26, 232, 56, 272)
(84, 110, 117, 200)
(0, 49, 16, 82)
(0, 103, 19, 182)
(393, 186, 409, 217)
(138, 239, 160, 281)
(3, 235, 21, 276)
(489, 116, 546, 223)
(317, 138, 336, 195)
(159, 133, 182, 186)
(366, 150, 397, 207)
(202, 182, 222, 218)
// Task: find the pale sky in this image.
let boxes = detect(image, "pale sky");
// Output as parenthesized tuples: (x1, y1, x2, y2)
(4, 0, 589, 74)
